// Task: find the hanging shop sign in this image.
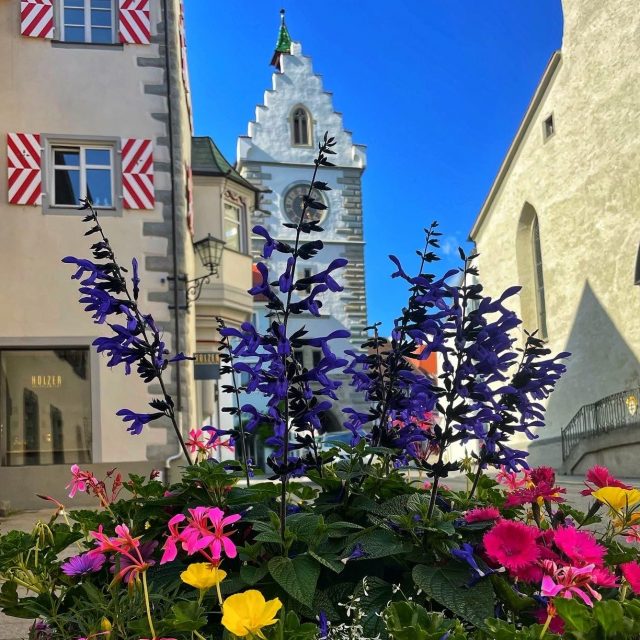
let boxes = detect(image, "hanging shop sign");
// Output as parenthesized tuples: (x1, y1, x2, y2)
(193, 352, 221, 380)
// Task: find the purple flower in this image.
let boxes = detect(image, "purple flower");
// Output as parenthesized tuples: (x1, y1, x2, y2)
(61, 552, 106, 576)
(318, 611, 329, 639)
(29, 620, 53, 640)
(116, 408, 163, 435)
(341, 543, 367, 564)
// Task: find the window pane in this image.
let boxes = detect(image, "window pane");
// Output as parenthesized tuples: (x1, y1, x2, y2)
(91, 0, 112, 8)
(0, 349, 92, 467)
(224, 202, 240, 222)
(224, 220, 240, 250)
(86, 168, 112, 208)
(54, 149, 80, 167)
(91, 27, 112, 43)
(91, 9, 112, 27)
(85, 149, 110, 166)
(64, 25, 85, 42)
(64, 8, 85, 25)
(64, 0, 84, 7)
(54, 168, 80, 205)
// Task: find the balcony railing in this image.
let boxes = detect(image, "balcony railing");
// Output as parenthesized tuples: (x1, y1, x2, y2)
(561, 386, 640, 461)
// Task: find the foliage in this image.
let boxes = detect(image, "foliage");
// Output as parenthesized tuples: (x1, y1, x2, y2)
(3, 131, 635, 640)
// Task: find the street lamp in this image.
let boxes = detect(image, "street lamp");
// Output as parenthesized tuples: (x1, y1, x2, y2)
(168, 234, 225, 310)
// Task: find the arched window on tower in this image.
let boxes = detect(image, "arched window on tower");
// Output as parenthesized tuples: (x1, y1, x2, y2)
(516, 203, 548, 339)
(291, 106, 311, 146)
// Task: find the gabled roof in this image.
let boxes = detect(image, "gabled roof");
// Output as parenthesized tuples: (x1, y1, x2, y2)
(191, 136, 260, 192)
(469, 51, 562, 241)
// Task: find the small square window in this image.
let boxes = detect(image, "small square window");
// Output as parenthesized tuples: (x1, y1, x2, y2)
(61, 0, 115, 44)
(51, 143, 114, 209)
(543, 114, 555, 140)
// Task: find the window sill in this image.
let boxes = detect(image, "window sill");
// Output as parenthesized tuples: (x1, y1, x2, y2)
(45, 205, 120, 217)
(51, 40, 123, 51)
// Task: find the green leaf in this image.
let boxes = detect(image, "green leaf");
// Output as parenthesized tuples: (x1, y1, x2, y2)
(240, 563, 269, 585)
(412, 564, 495, 629)
(165, 601, 207, 632)
(268, 555, 320, 607)
(593, 599, 625, 636)
(287, 513, 324, 543)
(554, 597, 594, 634)
(227, 483, 280, 506)
(308, 549, 344, 574)
(350, 528, 408, 559)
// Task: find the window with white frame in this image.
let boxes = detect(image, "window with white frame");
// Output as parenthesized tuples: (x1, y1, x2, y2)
(52, 145, 114, 209)
(61, 0, 115, 44)
(223, 200, 244, 252)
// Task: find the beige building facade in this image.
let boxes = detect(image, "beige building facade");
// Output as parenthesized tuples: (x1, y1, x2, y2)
(469, 0, 640, 473)
(0, 1, 254, 509)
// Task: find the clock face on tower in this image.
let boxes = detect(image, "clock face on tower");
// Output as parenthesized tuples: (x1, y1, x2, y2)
(283, 184, 328, 224)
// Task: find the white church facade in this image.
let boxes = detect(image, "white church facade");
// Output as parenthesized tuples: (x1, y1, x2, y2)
(236, 13, 368, 437)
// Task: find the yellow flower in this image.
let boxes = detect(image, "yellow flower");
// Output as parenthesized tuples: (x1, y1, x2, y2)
(221, 590, 282, 639)
(180, 563, 227, 590)
(593, 487, 640, 511)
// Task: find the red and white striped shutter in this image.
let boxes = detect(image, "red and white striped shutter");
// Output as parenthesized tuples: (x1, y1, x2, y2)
(7, 133, 42, 206)
(121, 138, 154, 210)
(118, 0, 150, 45)
(186, 163, 194, 235)
(20, 0, 54, 39)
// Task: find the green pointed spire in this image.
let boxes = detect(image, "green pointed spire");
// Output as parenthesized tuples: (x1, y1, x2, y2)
(270, 9, 292, 68)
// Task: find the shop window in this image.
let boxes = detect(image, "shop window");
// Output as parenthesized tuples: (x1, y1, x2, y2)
(0, 348, 92, 466)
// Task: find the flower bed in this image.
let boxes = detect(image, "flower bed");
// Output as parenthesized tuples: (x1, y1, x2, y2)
(4, 134, 640, 640)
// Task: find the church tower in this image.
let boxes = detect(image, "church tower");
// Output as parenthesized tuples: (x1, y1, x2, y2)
(237, 11, 368, 426)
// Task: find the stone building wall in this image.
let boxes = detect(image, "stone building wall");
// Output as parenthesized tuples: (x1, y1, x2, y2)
(469, 0, 640, 469)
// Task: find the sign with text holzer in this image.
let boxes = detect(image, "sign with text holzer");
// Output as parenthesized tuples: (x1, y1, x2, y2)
(193, 352, 220, 380)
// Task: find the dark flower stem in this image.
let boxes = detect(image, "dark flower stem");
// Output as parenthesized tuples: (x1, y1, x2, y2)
(83, 202, 192, 466)
(217, 317, 251, 488)
(279, 141, 328, 541)
(427, 255, 471, 518)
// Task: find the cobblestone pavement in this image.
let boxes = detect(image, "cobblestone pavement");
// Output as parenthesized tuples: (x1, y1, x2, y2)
(0, 476, 632, 638)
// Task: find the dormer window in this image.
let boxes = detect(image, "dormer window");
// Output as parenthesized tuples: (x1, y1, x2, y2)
(291, 106, 311, 146)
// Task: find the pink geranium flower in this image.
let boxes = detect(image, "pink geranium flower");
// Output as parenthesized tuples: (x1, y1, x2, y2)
(464, 506, 500, 524)
(541, 561, 602, 607)
(581, 465, 632, 496)
(553, 526, 606, 567)
(483, 520, 540, 571)
(496, 466, 532, 492)
(620, 561, 640, 594)
(160, 506, 241, 565)
(89, 524, 155, 584)
(66, 465, 122, 507)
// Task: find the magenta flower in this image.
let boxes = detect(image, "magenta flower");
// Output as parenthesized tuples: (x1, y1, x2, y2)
(621, 561, 640, 594)
(483, 520, 540, 572)
(541, 561, 601, 607)
(61, 552, 106, 577)
(553, 526, 606, 567)
(464, 506, 500, 524)
(581, 465, 632, 496)
(160, 506, 241, 564)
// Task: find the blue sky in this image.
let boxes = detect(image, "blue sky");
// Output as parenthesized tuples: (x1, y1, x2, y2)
(185, 1, 563, 333)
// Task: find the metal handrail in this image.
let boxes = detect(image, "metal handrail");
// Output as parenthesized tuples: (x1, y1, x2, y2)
(561, 386, 640, 461)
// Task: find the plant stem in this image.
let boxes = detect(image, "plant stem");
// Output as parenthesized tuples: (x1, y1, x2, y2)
(468, 460, 484, 500)
(279, 144, 325, 542)
(141, 571, 157, 640)
(85, 203, 193, 465)
(539, 613, 552, 638)
(217, 318, 251, 487)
